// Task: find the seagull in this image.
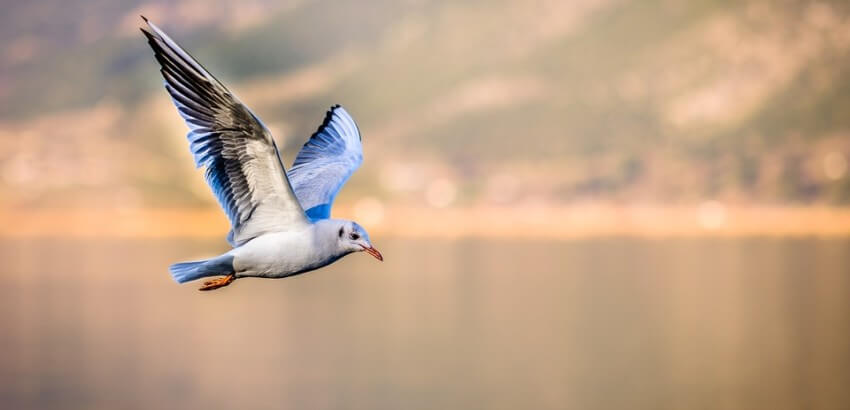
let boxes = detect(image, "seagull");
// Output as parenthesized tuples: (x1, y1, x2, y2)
(140, 17, 382, 291)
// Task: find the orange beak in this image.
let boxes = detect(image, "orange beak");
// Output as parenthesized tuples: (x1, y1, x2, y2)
(363, 246, 383, 261)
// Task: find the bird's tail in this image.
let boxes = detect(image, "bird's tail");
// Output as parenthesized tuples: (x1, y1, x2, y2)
(169, 254, 234, 284)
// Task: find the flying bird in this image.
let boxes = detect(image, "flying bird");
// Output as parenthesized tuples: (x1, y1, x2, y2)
(140, 17, 382, 291)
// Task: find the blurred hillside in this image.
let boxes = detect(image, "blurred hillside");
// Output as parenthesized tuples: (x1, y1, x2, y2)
(2, 0, 850, 210)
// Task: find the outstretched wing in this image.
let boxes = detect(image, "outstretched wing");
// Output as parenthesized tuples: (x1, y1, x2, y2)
(287, 105, 363, 220)
(141, 17, 309, 246)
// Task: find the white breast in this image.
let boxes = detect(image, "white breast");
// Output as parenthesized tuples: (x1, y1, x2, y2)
(229, 224, 339, 278)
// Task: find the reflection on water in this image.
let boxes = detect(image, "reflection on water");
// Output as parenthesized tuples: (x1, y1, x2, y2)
(1, 238, 849, 410)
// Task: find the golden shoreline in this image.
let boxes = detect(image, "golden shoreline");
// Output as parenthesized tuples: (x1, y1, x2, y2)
(0, 205, 849, 239)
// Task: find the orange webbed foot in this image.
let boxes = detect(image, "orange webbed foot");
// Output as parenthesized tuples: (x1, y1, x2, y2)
(198, 274, 235, 291)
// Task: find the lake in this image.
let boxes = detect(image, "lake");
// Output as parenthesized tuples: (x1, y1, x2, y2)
(1, 238, 848, 409)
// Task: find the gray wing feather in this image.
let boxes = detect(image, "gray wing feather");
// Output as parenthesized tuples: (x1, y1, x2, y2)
(141, 17, 309, 246)
(288, 105, 363, 220)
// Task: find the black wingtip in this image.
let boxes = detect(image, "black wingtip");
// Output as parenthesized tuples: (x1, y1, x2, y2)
(139, 27, 155, 42)
(328, 104, 343, 116)
(140, 14, 149, 23)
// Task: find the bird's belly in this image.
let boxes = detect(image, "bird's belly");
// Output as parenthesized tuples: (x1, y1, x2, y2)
(230, 232, 335, 279)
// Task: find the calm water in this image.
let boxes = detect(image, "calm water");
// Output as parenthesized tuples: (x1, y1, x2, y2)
(1, 238, 849, 410)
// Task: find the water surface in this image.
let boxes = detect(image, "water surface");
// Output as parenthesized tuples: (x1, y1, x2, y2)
(1, 238, 848, 409)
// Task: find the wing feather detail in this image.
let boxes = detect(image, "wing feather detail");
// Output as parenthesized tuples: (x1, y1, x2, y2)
(141, 17, 309, 246)
(288, 105, 363, 220)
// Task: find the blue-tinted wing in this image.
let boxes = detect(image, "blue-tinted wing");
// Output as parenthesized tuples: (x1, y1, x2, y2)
(288, 105, 363, 220)
(141, 17, 309, 246)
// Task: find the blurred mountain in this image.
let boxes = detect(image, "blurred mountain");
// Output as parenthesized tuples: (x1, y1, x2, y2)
(2, 0, 850, 208)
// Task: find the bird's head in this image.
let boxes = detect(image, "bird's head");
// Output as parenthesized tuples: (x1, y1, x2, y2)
(336, 220, 382, 261)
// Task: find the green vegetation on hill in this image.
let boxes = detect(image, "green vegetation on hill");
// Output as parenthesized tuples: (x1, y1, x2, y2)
(2, 0, 850, 206)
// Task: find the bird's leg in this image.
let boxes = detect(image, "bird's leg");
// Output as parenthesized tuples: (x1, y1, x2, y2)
(198, 274, 235, 291)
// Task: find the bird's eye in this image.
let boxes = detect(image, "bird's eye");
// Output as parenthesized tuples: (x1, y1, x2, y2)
(350, 233, 360, 240)
(338, 227, 344, 238)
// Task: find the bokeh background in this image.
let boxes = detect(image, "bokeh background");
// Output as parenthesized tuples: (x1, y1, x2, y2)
(1, 1, 849, 409)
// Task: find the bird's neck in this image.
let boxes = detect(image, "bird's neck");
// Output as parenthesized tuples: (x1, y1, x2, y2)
(311, 218, 350, 257)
